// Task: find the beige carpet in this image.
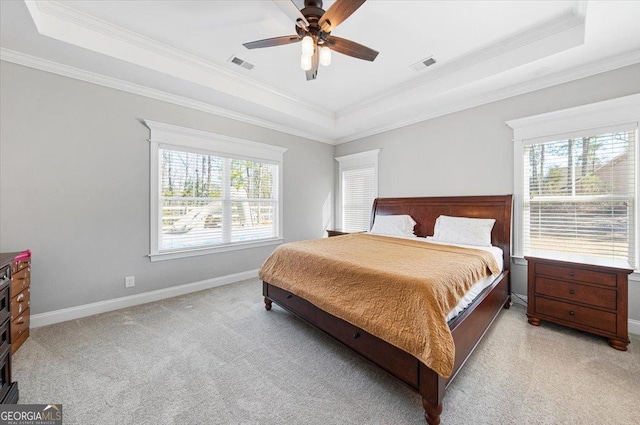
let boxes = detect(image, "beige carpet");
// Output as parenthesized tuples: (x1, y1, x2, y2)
(12, 279, 640, 425)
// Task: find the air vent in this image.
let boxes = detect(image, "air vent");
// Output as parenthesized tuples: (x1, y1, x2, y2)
(410, 56, 437, 72)
(228, 56, 254, 70)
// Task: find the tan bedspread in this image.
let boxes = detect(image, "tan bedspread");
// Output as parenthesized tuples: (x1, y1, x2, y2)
(259, 233, 500, 377)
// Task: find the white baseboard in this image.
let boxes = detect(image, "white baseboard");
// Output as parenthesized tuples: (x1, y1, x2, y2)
(31, 269, 259, 328)
(29, 279, 640, 336)
(510, 292, 640, 336)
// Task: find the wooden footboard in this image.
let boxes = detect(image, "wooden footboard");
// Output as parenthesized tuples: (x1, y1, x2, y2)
(263, 270, 510, 425)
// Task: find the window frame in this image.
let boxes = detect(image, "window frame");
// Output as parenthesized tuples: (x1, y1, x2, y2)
(335, 149, 380, 232)
(145, 120, 287, 262)
(507, 94, 640, 274)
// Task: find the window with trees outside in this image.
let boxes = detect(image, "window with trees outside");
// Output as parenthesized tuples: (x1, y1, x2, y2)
(523, 130, 636, 266)
(508, 94, 639, 270)
(145, 120, 286, 261)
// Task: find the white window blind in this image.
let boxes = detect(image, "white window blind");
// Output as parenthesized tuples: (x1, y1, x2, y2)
(336, 150, 380, 233)
(522, 128, 637, 266)
(159, 148, 279, 252)
(342, 166, 376, 232)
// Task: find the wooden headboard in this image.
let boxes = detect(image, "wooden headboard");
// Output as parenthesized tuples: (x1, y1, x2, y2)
(371, 195, 513, 271)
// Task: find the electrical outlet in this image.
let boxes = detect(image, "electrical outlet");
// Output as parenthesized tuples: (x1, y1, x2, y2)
(125, 276, 135, 288)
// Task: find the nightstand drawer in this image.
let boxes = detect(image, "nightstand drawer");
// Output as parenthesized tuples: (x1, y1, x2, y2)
(535, 263, 616, 287)
(535, 297, 616, 333)
(535, 277, 616, 310)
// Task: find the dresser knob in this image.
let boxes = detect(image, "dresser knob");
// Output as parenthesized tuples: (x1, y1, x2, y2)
(568, 271, 575, 277)
(353, 332, 361, 339)
(569, 311, 575, 316)
(569, 289, 575, 295)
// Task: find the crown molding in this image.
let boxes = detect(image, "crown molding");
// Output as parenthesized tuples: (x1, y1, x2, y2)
(0, 48, 335, 145)
(334, 49, 640, 144)
(3, 46, 638, 147)
(23, 0, 335, 127)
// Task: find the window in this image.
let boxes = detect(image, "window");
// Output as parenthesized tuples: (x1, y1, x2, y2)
(145, 120, 286, 261)
(336, 150, 380, 232)
(508, 94, 640, 269)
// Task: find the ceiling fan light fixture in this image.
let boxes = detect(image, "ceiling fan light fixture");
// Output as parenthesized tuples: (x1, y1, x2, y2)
(301, 54, 313, 71)
(301, 35, 314, 57)
(319, 46, 331, 66)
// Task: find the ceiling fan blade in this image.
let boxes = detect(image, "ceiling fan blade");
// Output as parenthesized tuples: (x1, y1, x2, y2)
(274, 0, 309, 30)
(243, 35, 301, 49)
(326, 36, 378, 61)
(306, 48, 319, 81)
(319, 0, 366, 32)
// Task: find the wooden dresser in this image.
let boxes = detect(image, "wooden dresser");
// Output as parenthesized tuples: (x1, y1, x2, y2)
(0, 253, 19, 404)
(526, 254, 634, 350)
(9, 253, 30, 354)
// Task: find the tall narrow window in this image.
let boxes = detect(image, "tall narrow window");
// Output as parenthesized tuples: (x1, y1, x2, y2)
(508, 94, 639, 269)
(146, 120, 286, 261)
(336, 150, 380, 232)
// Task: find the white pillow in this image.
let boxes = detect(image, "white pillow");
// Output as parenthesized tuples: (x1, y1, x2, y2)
(370, 214, 416, 236)
(431, 215, 495, 247)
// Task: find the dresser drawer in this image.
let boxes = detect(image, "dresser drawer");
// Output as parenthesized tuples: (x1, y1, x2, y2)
(11, 308, 30, 343)
(535, 297, 616, 333)
(10, 268, 29, 296)
(0, 320, 9, 355)
(10, 259, 30, 275)
(0, 285, 9, 326)
(0, 346, 10, 402)
(535, 263, 616, 287)
(10, 289, 30, 322)
(535, 277, 616, 310)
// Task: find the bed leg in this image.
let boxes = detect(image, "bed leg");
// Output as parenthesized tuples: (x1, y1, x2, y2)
(422, 399, 442, 425)
(503, 296, 512, 309)
(264, 297, 272, 311)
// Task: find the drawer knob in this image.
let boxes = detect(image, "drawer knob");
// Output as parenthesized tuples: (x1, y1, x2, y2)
(353, 332, 361, 339)
(568, 271, 575, 277)
(569, 289, 575, 295)
(286, 294, 292, 299)
(569, 310, 575, 316)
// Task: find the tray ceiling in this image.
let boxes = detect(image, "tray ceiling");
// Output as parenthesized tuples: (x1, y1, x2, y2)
(1, 1, 639, 144)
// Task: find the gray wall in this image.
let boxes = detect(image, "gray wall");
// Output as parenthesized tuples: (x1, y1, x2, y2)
(335, 64, 640, 322)
(0, 61, 335, 315)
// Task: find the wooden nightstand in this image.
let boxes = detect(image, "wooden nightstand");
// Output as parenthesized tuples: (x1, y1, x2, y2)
(526, 254, 634, 350)
(326, 229, 362, 237)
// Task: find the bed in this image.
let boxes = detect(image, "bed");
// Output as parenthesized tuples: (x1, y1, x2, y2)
(261, 195, 512, 424)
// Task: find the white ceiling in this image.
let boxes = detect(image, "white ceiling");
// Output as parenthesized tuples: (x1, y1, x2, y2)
(1, 1, 639, 144)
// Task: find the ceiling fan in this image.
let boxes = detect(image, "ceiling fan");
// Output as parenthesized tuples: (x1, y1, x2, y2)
(243, 0, 379, 81)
